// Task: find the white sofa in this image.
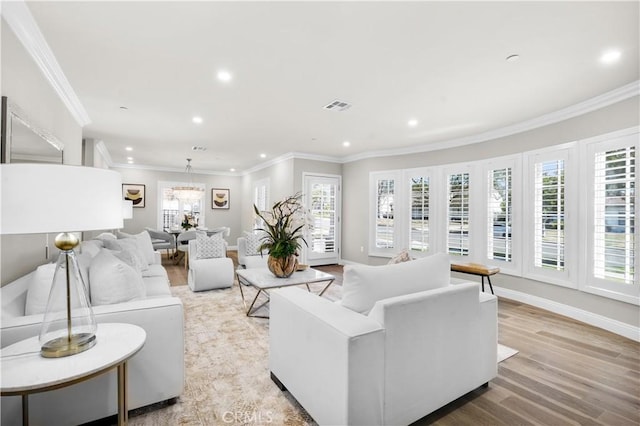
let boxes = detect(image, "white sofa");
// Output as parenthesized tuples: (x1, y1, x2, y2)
(269, 255, 498, 426)
(237, 236, 268, 268)
(1, 237, 185, 426)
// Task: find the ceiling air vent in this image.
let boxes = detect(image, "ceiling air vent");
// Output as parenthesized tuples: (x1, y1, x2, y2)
(323, 100, 352, 111)
(192, 146, 207, 152)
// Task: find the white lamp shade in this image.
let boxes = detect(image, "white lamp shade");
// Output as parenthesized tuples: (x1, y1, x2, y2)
(0, 164, 124, 234)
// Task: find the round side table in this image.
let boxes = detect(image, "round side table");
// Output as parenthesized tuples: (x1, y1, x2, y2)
(1, 323, 146, 426)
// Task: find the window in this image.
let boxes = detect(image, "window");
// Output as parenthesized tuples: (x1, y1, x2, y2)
(535, 160, 565, 271)
(409, 176, 429, 254)
(157, 181, 205, 230)
(375, 177, 395, 249)
(447, 172, 470, 256)
(488, 167, 513, 262)
(584, 129, 638, 304)
(593, 146, 635, 283)
(253, 178, 269, 229)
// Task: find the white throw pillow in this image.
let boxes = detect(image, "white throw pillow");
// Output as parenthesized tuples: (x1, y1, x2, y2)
(341, 252, 451, 314)
(244, 231, 264, 256)
(25, 263, 58, 315)
(95, 232, 117, 241)
(196, 232, 226, 259)
(134, 231, 156, 265)
(89, 249, 146, 306)
(79, 240, 103, 258)
(102, 238, 149, 271)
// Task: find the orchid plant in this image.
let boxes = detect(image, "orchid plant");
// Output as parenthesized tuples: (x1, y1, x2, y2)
(253, 192, 312, 259)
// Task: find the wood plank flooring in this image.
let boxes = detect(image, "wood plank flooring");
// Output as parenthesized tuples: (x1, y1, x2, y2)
(162, 253, 639, 425)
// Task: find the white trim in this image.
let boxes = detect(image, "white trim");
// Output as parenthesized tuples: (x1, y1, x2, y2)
(494, 287, 639, 342)
(113, 162, 239, 176)
(1, 1, 90, 127)
(342, 81, 639, 164)
(94, 140, 114, 168)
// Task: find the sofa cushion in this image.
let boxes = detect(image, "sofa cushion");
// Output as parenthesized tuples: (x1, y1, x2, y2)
(25, 263, 59, 315)
(144, 275, 172, 297)
(341, 252, 451, 314)
(89, 249, 146, 306)
(195, 231, 225, 259)
(134, 231, 156, 265)
(79, 240, 103, 258)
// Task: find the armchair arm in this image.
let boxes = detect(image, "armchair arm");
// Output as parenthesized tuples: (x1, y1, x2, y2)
(145, 228, 174, 244)
(270, 288, 385, 426)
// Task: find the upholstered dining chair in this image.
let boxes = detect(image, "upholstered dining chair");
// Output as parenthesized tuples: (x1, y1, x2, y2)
(145, 228, 175, 258)
(175, 230, 197, 269)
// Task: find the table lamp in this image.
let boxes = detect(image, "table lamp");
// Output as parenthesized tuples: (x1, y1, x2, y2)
(0, 164, 123, 357)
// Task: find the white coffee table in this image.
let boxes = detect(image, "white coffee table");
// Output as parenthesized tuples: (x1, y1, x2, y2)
(236, 268, 335, 318)
(1, 323, 146, 426)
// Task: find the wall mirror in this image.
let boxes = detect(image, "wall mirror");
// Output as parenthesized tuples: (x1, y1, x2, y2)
(1, 96, 64, 164)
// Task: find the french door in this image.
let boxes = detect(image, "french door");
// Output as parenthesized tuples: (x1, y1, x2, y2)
(303, 174, 341, 266)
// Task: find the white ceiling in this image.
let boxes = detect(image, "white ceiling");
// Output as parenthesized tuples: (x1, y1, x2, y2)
(23, 1, 640, 173)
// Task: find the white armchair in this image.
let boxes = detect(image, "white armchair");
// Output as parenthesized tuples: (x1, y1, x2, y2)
(269, 278, 497, 425)
(187, 239, 234, 291)
(237, 236, 268, 269)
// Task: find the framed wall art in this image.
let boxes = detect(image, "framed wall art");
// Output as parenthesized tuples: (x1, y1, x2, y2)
(123, 183, 145, 208)
(211, 188, 230, 209)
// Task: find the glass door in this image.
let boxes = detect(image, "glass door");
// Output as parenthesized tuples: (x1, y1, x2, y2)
(304, 174, 341, 266)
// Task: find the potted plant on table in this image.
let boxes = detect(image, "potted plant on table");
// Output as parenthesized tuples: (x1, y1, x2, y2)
(254, 192, 310, 278)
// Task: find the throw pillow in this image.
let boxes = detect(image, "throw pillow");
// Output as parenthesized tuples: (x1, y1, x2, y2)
(341, 252, 451, 314)
(108, 248, 144, 274)
(196, 231, 226, 259)
(95, 232, 117, 241)
(116, 230, 133, 239)
(134, 231, 156, 265)
(89, 249, 146, 306)
(387, 249, 413, 265)
(25, 263, 58, 315)
(102, 238, 149, 271)
(244, 231, 263, 256)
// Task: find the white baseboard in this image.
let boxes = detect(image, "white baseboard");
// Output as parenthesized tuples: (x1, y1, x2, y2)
(494, 287, 639, 342)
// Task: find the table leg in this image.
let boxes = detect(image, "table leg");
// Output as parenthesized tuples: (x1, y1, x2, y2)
(318, 279, 335, 297)
(117, 361, 128, 426)
(21, 394, 28, 426)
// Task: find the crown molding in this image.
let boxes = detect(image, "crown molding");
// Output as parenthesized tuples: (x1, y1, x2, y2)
(111, 162, 240, 177)
(341, 81, 640, 163)
(2, 0, 91, 127)
(94, 140, 113, 167)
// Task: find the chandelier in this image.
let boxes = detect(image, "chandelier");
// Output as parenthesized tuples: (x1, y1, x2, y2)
(172, 158, 204, 202)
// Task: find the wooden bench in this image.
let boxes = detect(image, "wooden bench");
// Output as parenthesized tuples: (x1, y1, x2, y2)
(450, 263, 499, 294)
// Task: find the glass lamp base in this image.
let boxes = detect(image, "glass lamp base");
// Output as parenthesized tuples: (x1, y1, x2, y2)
(41, 332, 97, 358)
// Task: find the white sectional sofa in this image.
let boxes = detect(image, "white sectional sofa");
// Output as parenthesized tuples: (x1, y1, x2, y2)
(1, 235, 185, 426)
(269, 253, 498, 425)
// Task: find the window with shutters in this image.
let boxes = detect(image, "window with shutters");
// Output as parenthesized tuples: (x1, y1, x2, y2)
(488, 167, 513, 262)
(157, 181, 205, 230)
(253, 178, 269, 229)
(409, 175, 430, 254)
(534, 160, 565, 271)
(447, 172, 470, 256)
(583, 129, 638, 304)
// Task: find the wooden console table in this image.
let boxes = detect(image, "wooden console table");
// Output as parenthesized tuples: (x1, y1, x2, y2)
(451, 263, 499, 294)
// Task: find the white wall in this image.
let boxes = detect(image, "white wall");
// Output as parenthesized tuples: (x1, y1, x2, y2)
(1, 22, 84, 285)
(110, 167, 243, 246)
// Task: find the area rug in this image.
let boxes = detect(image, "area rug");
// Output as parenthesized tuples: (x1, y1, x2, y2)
(130, 283, 516, 425)
(498, 343, 518, 362)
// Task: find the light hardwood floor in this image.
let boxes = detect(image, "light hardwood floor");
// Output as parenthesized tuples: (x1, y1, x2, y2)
(162, 253, 639, 425)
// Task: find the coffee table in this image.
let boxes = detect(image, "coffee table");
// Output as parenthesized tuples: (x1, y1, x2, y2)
(236, 268, 335, 318)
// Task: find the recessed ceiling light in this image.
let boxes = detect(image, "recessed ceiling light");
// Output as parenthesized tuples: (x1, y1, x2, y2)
(127, 160, 134, 164)
(506, 54, 520, 62)
(125, 147, 133, 151)
(127, 157, 133, 161)
(343, 141, 351, 147)
(230, 168, 236, 172)
(408, 119, 418, 127)
(260, 153, 267, 159)
(192, 116, 203, 124)
(600, 49, 621, 64)
(217, 70, 232, 82)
